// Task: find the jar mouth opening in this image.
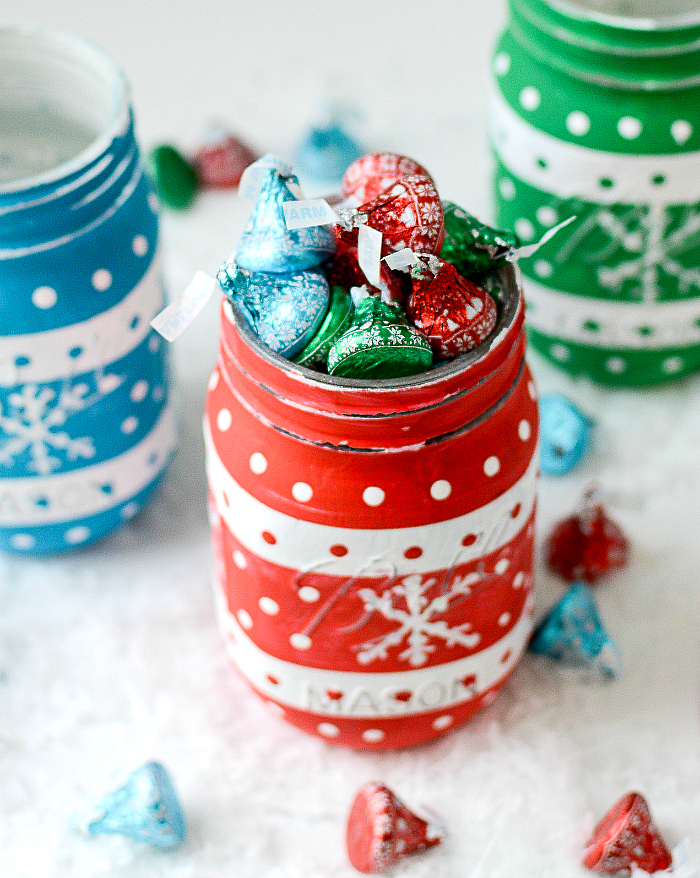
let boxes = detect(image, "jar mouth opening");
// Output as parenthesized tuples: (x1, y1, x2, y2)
(547, 0, 700, 31)
(0, 25, 130, 194)
(225, 265, 521, 390)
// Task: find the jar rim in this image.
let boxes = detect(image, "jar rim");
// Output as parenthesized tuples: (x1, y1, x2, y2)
(547, 0, 700, 31)
(0, 25, 131, 195)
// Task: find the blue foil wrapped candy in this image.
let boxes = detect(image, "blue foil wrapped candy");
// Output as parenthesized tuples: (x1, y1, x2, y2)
(85, 761, 186, 850)
(529, 581, 623, 678)
(539, 392, 591, 476)
(217, 262, 330, 359)
(235, 168, 337, 273)
(295, 120, 364, 184)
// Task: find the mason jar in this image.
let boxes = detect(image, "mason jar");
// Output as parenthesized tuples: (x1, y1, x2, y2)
(491, 0, 700, 385)
(0, 27, 176, 554)
(204, 267, 538, 750)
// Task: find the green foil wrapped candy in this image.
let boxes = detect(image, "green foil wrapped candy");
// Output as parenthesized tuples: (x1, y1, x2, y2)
(327, 295, 433, 379)
(293, 285, 355, 370)
(440, 200, 519, 277)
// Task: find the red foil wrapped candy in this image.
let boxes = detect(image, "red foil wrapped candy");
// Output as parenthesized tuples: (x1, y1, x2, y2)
(342, 152, 432, 204)
(193, 129, 258, 189)
(327, 247, 409, 304)
(546, 494, 630, 583)
(407, 258, 498, 359)
(346, 782, 445, 874)
(582, 791, 672, 876)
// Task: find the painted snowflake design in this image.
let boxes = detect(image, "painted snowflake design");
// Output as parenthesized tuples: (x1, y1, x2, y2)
(355, 573, 481, 667)
(0, 371, 123, 475)
(553, 201, 700, 302)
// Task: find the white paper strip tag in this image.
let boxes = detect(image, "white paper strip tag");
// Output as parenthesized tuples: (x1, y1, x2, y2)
(150, 271, 217, 341)
(383, 247, 421, 270)
(283, 198, 339, 229)
(357, 224, 383, 289)
(508, 215, 576, 261)
(238, 154, 294, 201)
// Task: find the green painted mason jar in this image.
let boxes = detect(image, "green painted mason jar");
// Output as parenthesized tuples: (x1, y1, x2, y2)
(490, 0, 700, 385)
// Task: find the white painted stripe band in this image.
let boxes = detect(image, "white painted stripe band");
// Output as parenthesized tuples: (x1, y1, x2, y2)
(490, 85, 700, 205)
(214, 580, 533, 719)
(0, 403, 176, 525)
(205, 423, 538, 577)
(522, 274, 700, 349)
(0, 253, 164, 386)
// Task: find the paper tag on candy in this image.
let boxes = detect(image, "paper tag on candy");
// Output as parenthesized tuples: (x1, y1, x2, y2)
(283, 198, 339, 229)
(508, 215, 576, 261)
(238, 153, 294, 201)
(383, 247, 421, 271)
(357, 224, 383, 289)
(150, 271, 217, 341)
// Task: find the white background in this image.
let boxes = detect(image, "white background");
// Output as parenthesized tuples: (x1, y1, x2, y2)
(2, 2, 700, 877)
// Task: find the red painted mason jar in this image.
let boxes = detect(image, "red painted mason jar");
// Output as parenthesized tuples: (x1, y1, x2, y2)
(204, 267, 538, 749)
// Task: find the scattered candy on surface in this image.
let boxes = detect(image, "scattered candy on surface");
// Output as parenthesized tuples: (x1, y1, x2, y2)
(236, 167, 337, 273)
(193, 128, 258, 188)
(147, 143, 198, 210)
(407, 257, 498, 359)
(346, 782, 445, 874)
(529, 581, 623, 678)
(217, 261, 330, 358)
(84, 761, 186, 850)
(295, 119, 364, 184)
(546, 493, 630, 583)
(582, 792, 673, 876)
(327, 293, 433, 379)
(440, 201, 520, 278)
(539, 392, 592, 475)
(293, 284, 354, 368)
(341, 152, 431, 205)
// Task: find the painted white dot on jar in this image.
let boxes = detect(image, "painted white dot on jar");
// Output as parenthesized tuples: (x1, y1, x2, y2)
(290, 632, 312, 650)
(671, 119, 692, 145)
(130, 380, 149, 403)
(298, 586, 320, 603)
(662, 356, 684, 374)
(536, 206, 558, 227)
(148, 334, 160, 353)
(430, 480, 451, 500)
(618, 116, 642, 139)
(605, 356, 627, 374)
(208, 370, 220, 391)
(233, 550, 247, 569)
(120, 416, 139, 435)
(519, 86, 541, 111)
(10, 533, 36, 550)
(120, 502, 140, 520)
(65, 525, 90, 545)
(495, 557, 510, 575)
(528, 380, 537, 399)
(498, 177, 516, 200)
(91, 268, 112, 291)
(217, 408, 232, 431)
(32, 286, 57, 309)
(432, 715, 454, 731)
(317, 722, 340, 738)
(518, 419, 532, 441)
(132, 234, 149, 256)
(292, 482, 313, 503)
(498, 612, 511, 627)
(494, 52, 511, 76)
(566, 110, 591, 136)
(514, 218, 536, 241)
(534, 259, 553, 278)
(362, 728, 385, 743)
(513, 571, 525, 588)
(152, 385, 164, 403)
(363, 486, 385, 507)
(148, 191, 159, 212)
(236, 609, 253, 630)
(483, 456, 500, 477)
(249, 452, 267, 474)
(266, 701, 286, 717)
(259, 596, 280, 615)
(550, 343, 571, 362)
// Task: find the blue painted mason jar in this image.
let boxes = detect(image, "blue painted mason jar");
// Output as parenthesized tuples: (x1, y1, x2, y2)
(0, 27, 176, 553)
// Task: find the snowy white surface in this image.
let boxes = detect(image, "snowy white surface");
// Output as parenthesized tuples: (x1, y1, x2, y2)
(2, 1, 700, 876)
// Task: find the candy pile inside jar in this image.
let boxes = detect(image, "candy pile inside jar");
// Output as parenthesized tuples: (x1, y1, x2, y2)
(217, 152, 524, 380)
